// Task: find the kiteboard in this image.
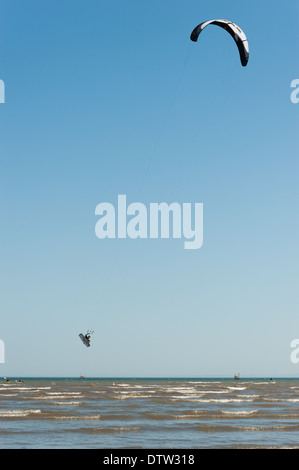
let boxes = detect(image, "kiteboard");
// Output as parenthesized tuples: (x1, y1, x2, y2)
(79, 333, 90, 347)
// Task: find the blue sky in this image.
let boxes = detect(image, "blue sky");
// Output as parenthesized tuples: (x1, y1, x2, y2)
(0, 0, 298, 377)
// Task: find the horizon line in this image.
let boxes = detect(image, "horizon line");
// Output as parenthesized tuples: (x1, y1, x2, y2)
(2, 376, 298, 379)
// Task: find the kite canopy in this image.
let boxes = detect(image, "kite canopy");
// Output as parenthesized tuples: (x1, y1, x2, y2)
(190, 19, 249, 67)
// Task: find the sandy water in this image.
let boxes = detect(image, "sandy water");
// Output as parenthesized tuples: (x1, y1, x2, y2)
(1, 378, 299, 448)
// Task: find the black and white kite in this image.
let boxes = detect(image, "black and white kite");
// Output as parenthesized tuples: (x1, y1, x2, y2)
(190, 19, 249, 67)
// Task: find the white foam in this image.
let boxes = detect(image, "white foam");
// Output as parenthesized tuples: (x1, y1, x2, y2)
(32, 395, 79, 400)
(188, 381, 222, 384)
(174, 414, 198, 419)
(194, 398, 254, 403)
(236, 394, 260, 398)
(0, 409, 41, 417)
(54, 414, 101, 420)
(161, 387, 197, 392)
(46, 392, 82, 396)
(118, 390, 152, 394)
(0, 393, 18, 397)
(52, 401, 81, 405)
(115, 393, 153, 399)
(228, 386, 247, 390)
(170, 395, 203, 399)
(0, 386, 51, 391)
(221, 409, 258, 415)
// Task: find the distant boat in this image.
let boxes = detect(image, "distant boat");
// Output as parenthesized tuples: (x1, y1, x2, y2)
(80, 376, 85, 380)
(234, 373, 240, 380)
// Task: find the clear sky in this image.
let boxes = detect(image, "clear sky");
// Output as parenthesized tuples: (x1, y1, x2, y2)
(0, 0, 298, 377)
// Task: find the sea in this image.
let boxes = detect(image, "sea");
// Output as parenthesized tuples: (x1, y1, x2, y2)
(1, 377, 299, 449)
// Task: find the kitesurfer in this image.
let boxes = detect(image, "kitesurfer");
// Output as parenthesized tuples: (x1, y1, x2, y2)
(85, 333, 91, 343)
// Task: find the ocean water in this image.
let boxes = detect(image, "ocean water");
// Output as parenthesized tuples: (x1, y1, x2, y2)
(0, 377, 299, 449)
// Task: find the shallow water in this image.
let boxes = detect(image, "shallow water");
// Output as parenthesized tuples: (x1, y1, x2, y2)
(0, 378, 299, 448)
